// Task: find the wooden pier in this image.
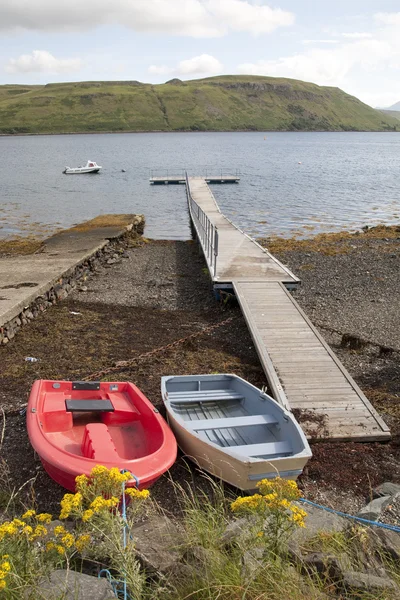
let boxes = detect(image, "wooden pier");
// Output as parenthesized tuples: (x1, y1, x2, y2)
(151, 174, 390, 441)
(150, 175, 240, 185)
(187, 177, 299, 288)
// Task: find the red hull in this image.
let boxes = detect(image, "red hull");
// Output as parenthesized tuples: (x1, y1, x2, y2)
(27, 380, 177, 492)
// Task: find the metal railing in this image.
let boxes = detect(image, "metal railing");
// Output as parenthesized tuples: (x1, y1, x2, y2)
(185, 171, 219, 278)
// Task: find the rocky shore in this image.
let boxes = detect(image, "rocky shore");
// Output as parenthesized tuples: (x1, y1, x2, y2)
(0, 227, 399, 520)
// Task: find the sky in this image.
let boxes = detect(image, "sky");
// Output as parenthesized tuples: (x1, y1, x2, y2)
(1, 1, 400, 108)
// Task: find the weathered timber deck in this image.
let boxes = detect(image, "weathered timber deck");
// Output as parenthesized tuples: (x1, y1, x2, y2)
(234, 281, 390, 441)
(188, 177, 299, 286)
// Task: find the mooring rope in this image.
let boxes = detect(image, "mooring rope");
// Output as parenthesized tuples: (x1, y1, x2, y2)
(299, 497, 400, 533)
(98, 471, 140, 600)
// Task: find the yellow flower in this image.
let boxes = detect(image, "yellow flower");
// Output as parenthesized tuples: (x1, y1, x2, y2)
(257, 477, 300, 501)
(1, 562, 10, 573)
(125, 488, 149, 500)
(12, 519, 25, 528)
(37, 513, 52, 524)
(107, 496, 120, 507)
(90, 465, 108, 478)
(54, 525, 67, 537)
(75, 534, 91, 553)
(71, 493, 83, 509)
(31, 525, 48, 539)
(82, 509, 94, 522)
(61, 533, 75, 548)
(22, 509, 36, 520)
(0, 570, 6, 579)
(0, 580, 5, 590)
(231, 494, 264, 512)
(256, 531, 264, 538)
(46, 542, 56, 552)
(23, 525, 33, 536)
(75, 474, 89, 489)
(90, 496, 107, 512)
(59, 493, 74, 519)
(56, 545, 65, 555)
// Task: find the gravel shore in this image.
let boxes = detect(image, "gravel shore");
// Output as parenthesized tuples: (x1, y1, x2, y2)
(0, 230, 399, 518)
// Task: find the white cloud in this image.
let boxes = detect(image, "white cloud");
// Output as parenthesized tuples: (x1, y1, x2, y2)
(149, 54, 223, 77)
(206, 0, 294, 35)
(374, 12, 400, 27)
(342, 32, 372, 39)
(5, 50, 82, 74)
(302, 39, 339, 45)
(0, 0, 294, 37)
(237, 39, 392, 87)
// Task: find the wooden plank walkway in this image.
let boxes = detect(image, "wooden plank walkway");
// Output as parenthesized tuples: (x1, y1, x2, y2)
(151, 174, 390, 441)
(234, 281, 390, 441)
(188, 177, 299, 286)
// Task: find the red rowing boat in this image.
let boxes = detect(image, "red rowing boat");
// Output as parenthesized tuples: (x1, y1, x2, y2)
(27, 380, 177, 491)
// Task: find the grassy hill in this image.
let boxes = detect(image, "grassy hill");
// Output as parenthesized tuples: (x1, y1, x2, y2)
(0, 75, 397, 134)
(380, 109, 400, 121)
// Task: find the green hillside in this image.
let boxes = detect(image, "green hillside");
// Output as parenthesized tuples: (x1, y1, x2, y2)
(380, 109, 400, 121)
(0, 75, 397, 134)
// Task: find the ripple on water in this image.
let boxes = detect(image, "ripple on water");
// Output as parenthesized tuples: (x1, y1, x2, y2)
(0, 131, 400, 240)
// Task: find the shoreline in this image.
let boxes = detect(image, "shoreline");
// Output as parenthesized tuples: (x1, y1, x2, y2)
(1, 129, 399, 138)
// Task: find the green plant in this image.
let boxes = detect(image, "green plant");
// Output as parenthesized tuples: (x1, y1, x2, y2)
(230, 477, 307, 555)
(0, 465, 150, 598)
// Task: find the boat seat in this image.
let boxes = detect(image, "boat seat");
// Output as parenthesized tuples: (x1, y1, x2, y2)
(66, 399, 114, 412)
(188, 414, 278, 431)
(229, 441, 292, 457)
(81, 423, 120, 462)
(169, 390, 244, 404)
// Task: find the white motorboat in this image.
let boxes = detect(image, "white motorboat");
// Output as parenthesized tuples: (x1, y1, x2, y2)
(63, 160, 102, 174)
(161, 373, 312, 491)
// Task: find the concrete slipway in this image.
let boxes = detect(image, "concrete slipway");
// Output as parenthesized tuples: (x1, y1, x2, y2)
(0, 215, 140, 330)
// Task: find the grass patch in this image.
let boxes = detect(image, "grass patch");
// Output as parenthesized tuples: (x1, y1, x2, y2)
(0, 237, 43, 257)
(67, 214, 141, 232)
(3, 468, 399, 598)
(259, 224, 400, 256)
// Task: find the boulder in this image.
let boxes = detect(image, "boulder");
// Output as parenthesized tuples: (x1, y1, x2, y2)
(373, 482, 400, 499)
(131, 515, 184, 575)
(25, 570, 115, 600)
(220, 517, 254, 547)
(374, 528, 400, 561)
(301, 552, 349, 582)
(288, 502, 348, 554)
(241, 547, 264, 580)
(356, 496, 391, 521)
(342, 570, 398, 594)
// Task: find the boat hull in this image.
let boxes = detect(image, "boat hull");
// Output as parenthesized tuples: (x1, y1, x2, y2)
(63, 168, 101, 174)
(166, 411, 306, 491)
(27, 380, 177, 492)
(161, 374, 312, 491)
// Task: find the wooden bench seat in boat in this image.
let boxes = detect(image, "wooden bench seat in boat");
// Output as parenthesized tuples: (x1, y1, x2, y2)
(188, 414, 278, 430)
(81, 423, 119, 461)
(168, 390, 244, 404)
(229, 441, 292, 457)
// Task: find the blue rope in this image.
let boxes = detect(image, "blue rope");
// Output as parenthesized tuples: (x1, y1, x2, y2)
(98, 569, 120, 597)
(98, 471, 140, 599)
(299, 497, 400, 533)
